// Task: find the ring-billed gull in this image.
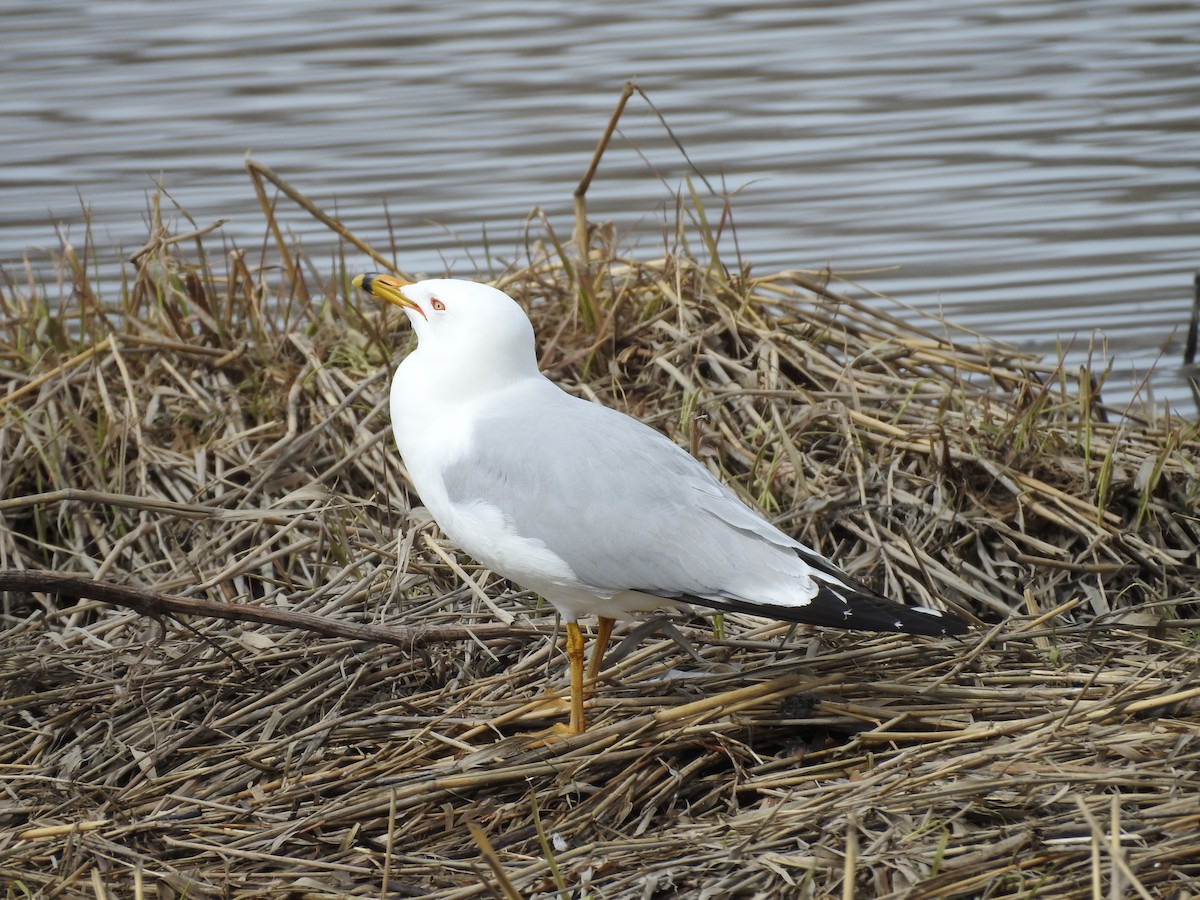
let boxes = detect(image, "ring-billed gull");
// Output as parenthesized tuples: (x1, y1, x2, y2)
(354, 273, 968, 734)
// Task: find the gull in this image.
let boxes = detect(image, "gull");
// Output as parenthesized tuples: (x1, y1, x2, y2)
(353, 273, 968, 734)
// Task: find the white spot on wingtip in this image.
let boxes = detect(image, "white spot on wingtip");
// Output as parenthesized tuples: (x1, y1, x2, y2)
(893, 619, 903, 629)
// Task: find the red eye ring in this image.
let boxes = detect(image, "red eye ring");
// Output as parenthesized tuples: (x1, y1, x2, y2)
(430, 297, 446, 311)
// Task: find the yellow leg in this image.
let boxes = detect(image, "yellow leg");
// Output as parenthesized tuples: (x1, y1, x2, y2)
(586, 616, 616, 682)
(566, 621, 586, 735)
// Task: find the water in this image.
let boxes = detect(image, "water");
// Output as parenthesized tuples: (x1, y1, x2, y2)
(2, 0, 1197, 411)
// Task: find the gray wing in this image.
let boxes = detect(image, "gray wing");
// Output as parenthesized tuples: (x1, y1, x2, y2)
(442, 386, 820, 607)
(439, 383, 969, 636)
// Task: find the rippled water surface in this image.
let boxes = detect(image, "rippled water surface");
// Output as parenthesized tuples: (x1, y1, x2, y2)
(3, 0, 1197, 408)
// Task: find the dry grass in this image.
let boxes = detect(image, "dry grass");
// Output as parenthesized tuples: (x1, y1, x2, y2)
(1, 175, 1199, 899)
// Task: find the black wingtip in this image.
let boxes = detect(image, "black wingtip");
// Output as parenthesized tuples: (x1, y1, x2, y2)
(698, 584, 969, 637)
(637, 544, 971, 637)
(808, 578, 972, 636)
(789, 547, 971, 636)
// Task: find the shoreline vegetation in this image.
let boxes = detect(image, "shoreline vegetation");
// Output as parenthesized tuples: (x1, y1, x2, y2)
(2, 145, 1200, 895)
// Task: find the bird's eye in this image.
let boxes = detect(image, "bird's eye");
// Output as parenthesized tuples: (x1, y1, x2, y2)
(430, 297, 446, 311)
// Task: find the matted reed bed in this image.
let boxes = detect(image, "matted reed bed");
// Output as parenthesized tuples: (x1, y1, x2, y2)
(2, 186, 1199, 898)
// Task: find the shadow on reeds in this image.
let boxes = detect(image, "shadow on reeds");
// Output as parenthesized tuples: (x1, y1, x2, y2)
(2, 91, 1199, 898)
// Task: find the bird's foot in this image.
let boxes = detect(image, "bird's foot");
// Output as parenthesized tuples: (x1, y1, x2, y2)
(518, 721, 582, 746)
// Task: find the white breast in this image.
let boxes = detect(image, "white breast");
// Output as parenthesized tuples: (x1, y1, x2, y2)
(389, 366, 587, 606)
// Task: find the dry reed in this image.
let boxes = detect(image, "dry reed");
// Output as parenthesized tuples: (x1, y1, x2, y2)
(1, 171, 1198, 899)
